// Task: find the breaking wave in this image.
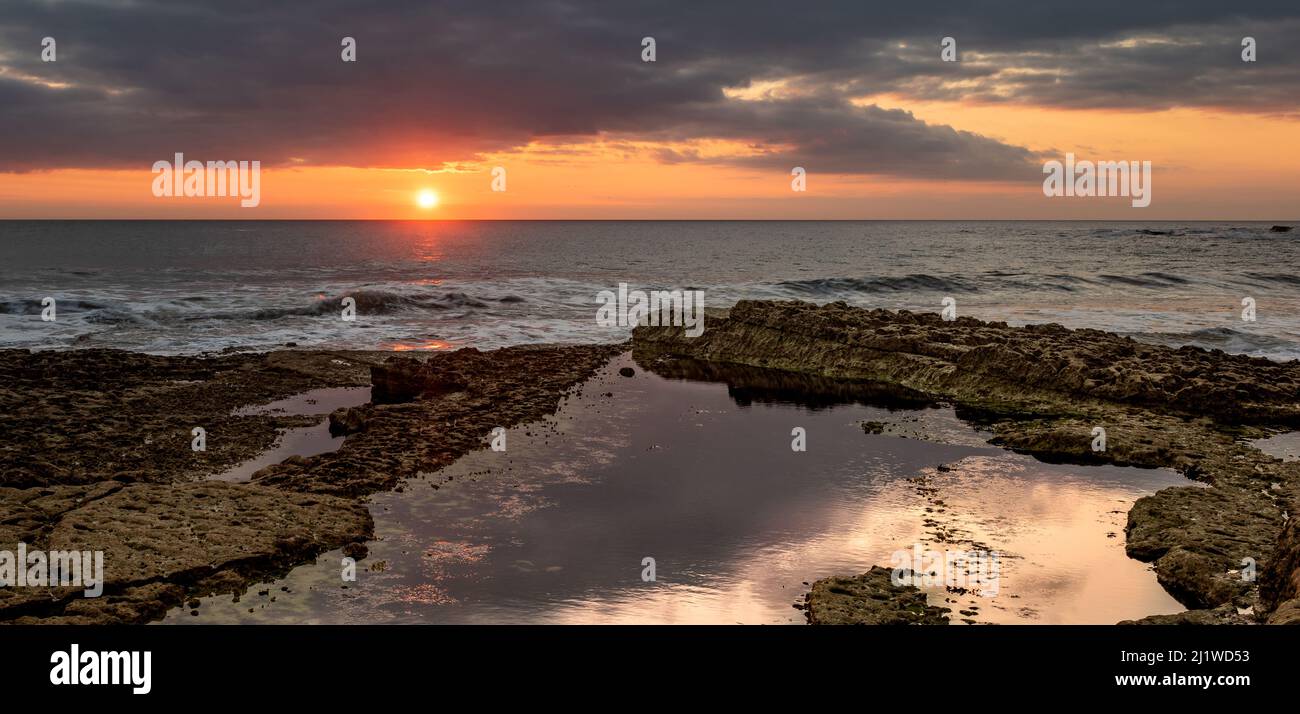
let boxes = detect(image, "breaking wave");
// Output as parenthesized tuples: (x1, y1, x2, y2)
(770, 274, 977, 296)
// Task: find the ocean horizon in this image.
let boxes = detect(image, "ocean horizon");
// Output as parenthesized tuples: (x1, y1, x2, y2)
(3, 219, 1297, 358)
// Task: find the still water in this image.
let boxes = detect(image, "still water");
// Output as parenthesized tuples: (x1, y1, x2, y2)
(165, 355, 1189, 625)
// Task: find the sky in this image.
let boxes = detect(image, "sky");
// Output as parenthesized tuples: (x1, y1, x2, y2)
(0, 0, 1297, 219)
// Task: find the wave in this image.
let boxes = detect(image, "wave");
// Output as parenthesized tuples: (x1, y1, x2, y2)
(1132, 327, 1297, 356)
(237, 289, 517, 320)
(1241, 272, 1300, 286)
(770, 274, 977, 296)
(1044, 273, 1098, 284)
(1084, 227, 1190, 238)
(1080, 225, 1295, 240)
(84, 308, 156, 326)
(0, 298, 109, 315)
(767, 271, 1203, 297)
(1097, 272, 1191, 287)
(1, 289, 525, 326)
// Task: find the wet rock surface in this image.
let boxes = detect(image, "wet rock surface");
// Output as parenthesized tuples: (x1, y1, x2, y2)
(0, 343, 621, 623)
(804, 566, 949, 625)
(327, 406, 368, 436)
(7, 299, 1298, 625)
(634, 300, 1300, 623)
(251, 344, 624, 497)
(1120, 604, 1252, 625)
(1260, 516, 1300, 623)
(370, 357, 470, 404)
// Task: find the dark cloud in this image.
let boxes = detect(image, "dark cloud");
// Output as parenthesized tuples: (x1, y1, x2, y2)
(0, 0, 1296, 178)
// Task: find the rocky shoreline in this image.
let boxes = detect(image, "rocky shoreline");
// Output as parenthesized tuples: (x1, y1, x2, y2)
(5, 299, 1299, 624)
(633, 300, 1300, 624)
(0, 344, 620, 623)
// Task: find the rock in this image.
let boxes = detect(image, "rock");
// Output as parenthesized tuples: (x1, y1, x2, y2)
(1, 480, 372, 624)
(1126, 485, 1280, 609)
(327, 406, 367, 436)
(635, 301, 1300, 424)
(1269, 225, 1293, 232)
(370, 357, 468, 403)
(1151, 547, 1249, 610)
(634, 300, 1300, 621)
(1261, 516, 1300, 620)
(0, 343, 621, 624)
(804, 566, 949, 625)
(259, 343, 624, 497)
(618, 367, 635, 378)
(1120, 605, 1251, 625)
(1266, 599, 1300, 624)
(342, 541, 369, 560)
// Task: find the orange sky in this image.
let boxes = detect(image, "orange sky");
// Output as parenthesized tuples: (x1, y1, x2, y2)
(3, 102, 1297, 220)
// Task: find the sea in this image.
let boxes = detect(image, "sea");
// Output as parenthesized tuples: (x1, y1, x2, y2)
(1, 220, 1297, 359)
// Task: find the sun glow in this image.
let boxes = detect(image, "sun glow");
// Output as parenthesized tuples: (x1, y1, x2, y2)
(416, 189, 439, 209)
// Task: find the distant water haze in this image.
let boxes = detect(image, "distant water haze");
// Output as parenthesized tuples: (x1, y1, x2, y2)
(2, 220, 1297, 359)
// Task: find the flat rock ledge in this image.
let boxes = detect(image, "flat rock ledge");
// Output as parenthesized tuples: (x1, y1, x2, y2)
(634, 300, 1300, 624)
(1, 343, 622, 624)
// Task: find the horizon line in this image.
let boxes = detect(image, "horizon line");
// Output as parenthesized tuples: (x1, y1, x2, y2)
(1, 218, 1296, 223)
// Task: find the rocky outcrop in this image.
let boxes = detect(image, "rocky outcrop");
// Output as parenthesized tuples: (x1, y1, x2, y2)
(633, 300, 1300, 622)
(0, 343, 622, 623)
(1, 481, 371, 624)
(327, 406, 368, 436)
(252, 344, 624, 497)
(634, 301, 1300, 425)
(1120, 605, 1252, 625)
(804, 566, 949, 625)
(1261, 516, 1300, 623)
(370, 357, 469, 403)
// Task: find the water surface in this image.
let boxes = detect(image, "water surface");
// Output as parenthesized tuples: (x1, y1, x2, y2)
(5, 220, 1298, 359)
(212, 387, 370, 482)
(165, 356, 1189, 625)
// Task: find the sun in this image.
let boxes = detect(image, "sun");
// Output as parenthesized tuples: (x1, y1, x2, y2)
(416, 189, 439, 209)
